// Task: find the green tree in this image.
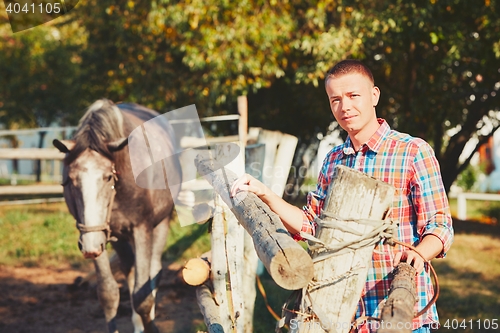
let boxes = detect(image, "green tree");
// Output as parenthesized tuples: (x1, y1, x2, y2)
(353, 0, 500, 192)
(0, 5, 85, 128)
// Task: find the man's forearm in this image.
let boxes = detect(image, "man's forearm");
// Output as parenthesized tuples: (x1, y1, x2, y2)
(415, 234, 444, 261)
(260, 191, 305, 234)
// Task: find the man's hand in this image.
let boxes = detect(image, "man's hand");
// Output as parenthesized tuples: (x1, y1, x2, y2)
(393, 234, 444, 274)
(393, 250, 425, 274)
(230, 173, 269, 198)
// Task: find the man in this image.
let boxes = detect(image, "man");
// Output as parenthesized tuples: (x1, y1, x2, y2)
(231, 59, 454, 332)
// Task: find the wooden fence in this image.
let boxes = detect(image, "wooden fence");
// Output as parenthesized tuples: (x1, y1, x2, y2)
(449, 191, 500, 220)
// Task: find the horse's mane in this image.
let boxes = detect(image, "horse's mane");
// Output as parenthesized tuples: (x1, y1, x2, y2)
(65, 99, 125, 165)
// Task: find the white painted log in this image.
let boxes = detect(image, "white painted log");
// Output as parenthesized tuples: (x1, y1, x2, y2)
(195, 154, 314, 290)
(293, 165, 394, 333)
(196, 283, 225, 333)
(216, 143, 246, 332)
(270, 133, 298, 197)
(211, 194, 232, 332)
(257, 129, 282, 189)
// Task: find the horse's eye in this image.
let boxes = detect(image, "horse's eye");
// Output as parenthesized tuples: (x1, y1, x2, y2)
(105, 175, 113, 182)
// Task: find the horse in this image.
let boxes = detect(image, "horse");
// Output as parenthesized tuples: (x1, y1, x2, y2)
(53, 99, 182, 333)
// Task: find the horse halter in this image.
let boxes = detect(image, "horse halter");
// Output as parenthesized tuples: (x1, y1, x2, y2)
(63, 164, 119, 243)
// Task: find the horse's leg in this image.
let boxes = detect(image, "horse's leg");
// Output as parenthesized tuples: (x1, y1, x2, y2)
(112, 240, 144, 333)
(149, 217, 170, 319)
(94, 249, 120, 333)
(132, 224, 159, 333)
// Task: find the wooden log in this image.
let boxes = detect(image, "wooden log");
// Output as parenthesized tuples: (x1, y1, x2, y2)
(196, 283, 225, 333)
(377, 263, 417, 333)
(195, 154, 314, 290)
(295, 165, 395, 333)
(182, 258, 211, 286)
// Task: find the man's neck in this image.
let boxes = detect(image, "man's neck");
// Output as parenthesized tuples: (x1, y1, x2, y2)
(349, 119, 381, 151)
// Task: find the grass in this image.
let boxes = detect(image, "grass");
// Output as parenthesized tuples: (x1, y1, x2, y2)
(0, 202, 212, 269)
(433, 220, 500, 333)
(0, 202, 85, 268)
(0, 201, 499, 332)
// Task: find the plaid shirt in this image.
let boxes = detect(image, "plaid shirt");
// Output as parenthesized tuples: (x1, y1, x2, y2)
(299, 119, 454, 332)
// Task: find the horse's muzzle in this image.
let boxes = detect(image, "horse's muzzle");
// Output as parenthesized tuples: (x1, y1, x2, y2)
(78, 232, 107, 259)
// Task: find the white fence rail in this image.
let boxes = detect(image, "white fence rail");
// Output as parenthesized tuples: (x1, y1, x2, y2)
(449, 192, 500, 220)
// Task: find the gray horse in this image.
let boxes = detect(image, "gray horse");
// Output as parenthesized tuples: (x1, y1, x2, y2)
(54, 99, 181, 333)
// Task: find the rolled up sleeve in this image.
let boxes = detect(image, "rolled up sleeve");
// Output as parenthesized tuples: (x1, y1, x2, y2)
(411, 142, 454, 257)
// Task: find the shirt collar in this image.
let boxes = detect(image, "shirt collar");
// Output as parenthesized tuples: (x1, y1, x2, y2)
(342, 118, 390, 155)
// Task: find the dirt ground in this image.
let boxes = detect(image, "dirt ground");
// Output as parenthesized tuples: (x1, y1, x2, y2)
(0, 262, 205, 333)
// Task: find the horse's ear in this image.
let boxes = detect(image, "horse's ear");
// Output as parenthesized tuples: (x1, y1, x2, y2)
(108, 137, 129, 152)
(53, 139, 75, 153)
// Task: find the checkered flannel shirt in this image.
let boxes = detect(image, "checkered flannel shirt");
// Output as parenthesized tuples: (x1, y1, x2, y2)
(298, 119, 454, 332)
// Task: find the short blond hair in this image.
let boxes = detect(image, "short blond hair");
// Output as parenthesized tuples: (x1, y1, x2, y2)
(325, 59, 374, 85)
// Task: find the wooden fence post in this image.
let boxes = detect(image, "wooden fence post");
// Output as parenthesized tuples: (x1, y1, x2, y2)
(292, 165, 395, 333)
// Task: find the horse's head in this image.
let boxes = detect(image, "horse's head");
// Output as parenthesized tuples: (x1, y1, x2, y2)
(54, 137, 128, 259)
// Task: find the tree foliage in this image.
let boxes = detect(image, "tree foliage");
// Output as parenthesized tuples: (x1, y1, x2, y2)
(0, 4, 85, 128)
(0, 0, 499, 192)
(351, 0, 500, 192)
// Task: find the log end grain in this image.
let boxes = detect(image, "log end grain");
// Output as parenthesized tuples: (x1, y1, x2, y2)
(269, 247, 314, 290)
(182, 258, 211, 286)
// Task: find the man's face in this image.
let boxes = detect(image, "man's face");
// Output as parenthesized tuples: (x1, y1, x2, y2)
(325, 72, 380, 137)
